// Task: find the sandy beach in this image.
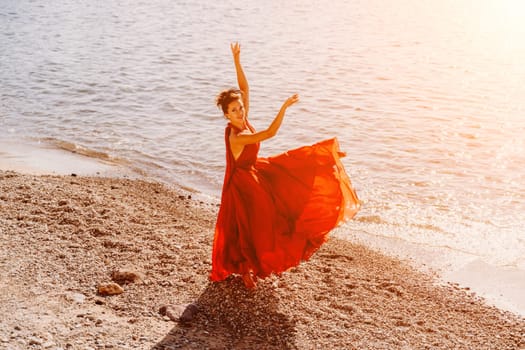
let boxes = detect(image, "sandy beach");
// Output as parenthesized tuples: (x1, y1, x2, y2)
(3, 1, 525, 348)
(0, 166, 524, 350)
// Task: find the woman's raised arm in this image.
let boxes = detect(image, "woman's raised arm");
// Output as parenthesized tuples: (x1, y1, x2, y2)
(231, 42, 250, 117)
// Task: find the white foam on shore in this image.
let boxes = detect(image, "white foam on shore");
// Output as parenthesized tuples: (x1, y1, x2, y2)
(0, 139, 123, 177)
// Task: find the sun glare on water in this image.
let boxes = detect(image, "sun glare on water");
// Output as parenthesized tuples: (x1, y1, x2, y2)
(473, 0, 525, 52)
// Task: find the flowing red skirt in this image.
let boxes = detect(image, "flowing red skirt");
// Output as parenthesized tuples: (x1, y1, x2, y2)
(210, 126, 360, 281)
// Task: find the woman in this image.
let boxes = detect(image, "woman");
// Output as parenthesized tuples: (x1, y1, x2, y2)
(211, 43, 360, 288)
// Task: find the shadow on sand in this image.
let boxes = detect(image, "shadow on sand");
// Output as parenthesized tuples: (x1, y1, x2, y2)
(152, 276, 297, 349)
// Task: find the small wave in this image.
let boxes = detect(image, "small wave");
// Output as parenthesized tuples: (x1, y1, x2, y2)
(75, 88, 96, 95)
(42, 138, 114, 162)
(355, 215, 447, 234)
(411, 223, 447, 234)
(356, 215, 384, 224)
(459, 132, 478, 140)
(77, 109, 98, 114)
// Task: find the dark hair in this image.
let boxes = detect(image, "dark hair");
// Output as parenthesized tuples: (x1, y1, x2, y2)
(216, 88, 243, 114)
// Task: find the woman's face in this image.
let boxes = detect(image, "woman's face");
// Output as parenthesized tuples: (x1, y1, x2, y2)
(225, 99, 246, 127)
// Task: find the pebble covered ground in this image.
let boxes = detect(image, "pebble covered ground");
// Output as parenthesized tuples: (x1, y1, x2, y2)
(0, 170, 524, 349)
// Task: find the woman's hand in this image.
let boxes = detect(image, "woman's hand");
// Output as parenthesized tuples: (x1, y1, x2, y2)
(231, 42, 241, 60)
(283, 94, 300, 108)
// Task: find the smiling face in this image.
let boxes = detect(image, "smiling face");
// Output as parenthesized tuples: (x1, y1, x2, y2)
(225, 98, 246, 130)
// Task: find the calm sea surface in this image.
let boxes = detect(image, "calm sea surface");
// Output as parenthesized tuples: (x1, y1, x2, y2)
(1, 1, 524, 270)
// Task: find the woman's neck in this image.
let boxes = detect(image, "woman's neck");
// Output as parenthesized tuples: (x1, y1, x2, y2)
(229, 121, 247, 132)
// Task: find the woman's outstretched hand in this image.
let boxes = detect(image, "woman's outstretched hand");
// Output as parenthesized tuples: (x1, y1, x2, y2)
(283, 94, 300, 108)
(231, 42, 241, 60)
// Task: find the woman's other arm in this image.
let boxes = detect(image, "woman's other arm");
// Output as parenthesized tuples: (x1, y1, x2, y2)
(230, 94, 299, 146)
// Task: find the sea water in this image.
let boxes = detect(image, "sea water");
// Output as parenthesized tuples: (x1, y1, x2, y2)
(1, 0, 524, 311)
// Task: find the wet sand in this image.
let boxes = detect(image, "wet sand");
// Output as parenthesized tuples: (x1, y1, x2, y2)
(0, 168, 523, 349)
(0, 140, 121, 177)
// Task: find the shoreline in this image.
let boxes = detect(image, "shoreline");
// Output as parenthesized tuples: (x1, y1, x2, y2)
(1, 139, 524, 318)
(336, 229, 525, 318)
(0, 139, 130, 178)
(0, 170, 523, 349)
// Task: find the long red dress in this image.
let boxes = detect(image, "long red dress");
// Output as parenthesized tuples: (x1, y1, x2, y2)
(210, 123, 360, 281)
